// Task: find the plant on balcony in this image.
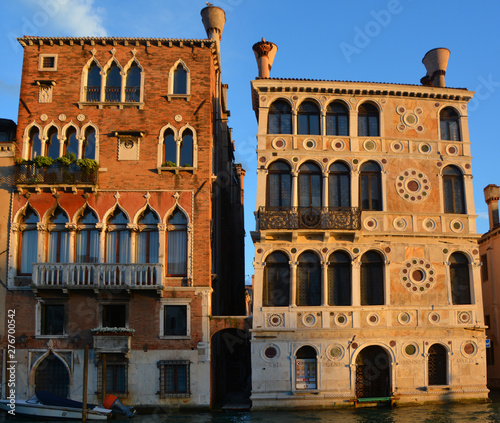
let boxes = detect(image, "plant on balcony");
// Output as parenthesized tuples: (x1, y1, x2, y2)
(14, 157, 27, 165)
(91, 327, 135, 336)
(182, 163, 192, 167)
(54, 156, 72, 166)
(161, 160, 176, 167)
(76, 158, 99, 170)
(33, 156, 53, 168)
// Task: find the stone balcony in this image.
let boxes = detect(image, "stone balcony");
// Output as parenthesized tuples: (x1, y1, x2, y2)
(14, 162, 98, 189)
(32, 263, 163, 293)
(92, 328, 134, 355)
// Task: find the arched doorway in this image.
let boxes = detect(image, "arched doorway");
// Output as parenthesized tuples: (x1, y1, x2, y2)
(428, 344, 447, 385)
(34, 353, 70, 397)
(211, 328, 251, 409)
(295, 345, 317, 390)
(355, 346, 391, 398)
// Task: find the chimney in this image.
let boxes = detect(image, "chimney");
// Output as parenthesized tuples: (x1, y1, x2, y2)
(252, 38, 278, 79)
(420, 48, 450, 88)
(484, 184, 500, 230)
(201, 4, 226, 42)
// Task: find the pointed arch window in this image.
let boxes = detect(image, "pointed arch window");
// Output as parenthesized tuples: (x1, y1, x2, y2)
(268, 100, 292, 134)
(180, 130, 193, 167)
(46, 127, 60, 159)
(105, 62, 121, 102)
(166, 209, 187, 276)
(35, 352, 70, 397)
(18, 206, 39, 275)
(136, 208, 160, 264)
(450, 252, 472, 305)
(358, 103, 379, 137)
(299, 162, 322, 208)
(76, 208, 99, 263)
(86, 61, 101, 102)
(28, 126, 42, 160)
(64, 127, 79, 158)
(298, 101, 320, 135)
(326, 102, 349, 136)
(106, 209, 130, 263)
(48, 207, 70, 263)
(360, 251, 384, 305)
(163, 129, 176, 165)
(125, 62, 141, 102)
(443, 165, 465, 214)
(297, 251, 321, 306)
(263, 252, 290, 306)
(82, 127, 96, 160)
(359, 161, 382, 211)
(440, 107, 461, 141)
(329, 162, 350, 208)
(328, 251, 351, 306)
(267, 161, 292, 208)
(173, 65, 187, 95)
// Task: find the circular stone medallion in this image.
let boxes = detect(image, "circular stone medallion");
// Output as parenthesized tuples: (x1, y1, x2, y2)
(400, 257, 437, 294)
(395, 169, 431, 203)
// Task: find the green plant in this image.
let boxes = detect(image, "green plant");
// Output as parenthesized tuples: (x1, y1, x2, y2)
(14, 157, 27, 165)
(182, 163, 192, 168)
(76, 158, 99, 170)
(162, 161, 176, 167)
(65, 151, 77, 162)
(55, 156, 72, 166)
(33, 156, 53, 168)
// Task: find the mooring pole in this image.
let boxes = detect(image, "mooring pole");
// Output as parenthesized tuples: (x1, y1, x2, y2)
(82, 345, 89, 422)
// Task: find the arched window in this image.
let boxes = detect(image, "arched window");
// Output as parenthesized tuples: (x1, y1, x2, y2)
(267, 161, 292, 208)
(443, 165, 465, 214)
(136, 208, 159, 263)
(450, 252, 471, 304)
(105, 63, 121, 102)
(48, 207, 70, 263)
(28, 126, 42, 160)
(82, 127, 96, 160)
(328, 251, 351, 306)
(163, 129, 176, 165)
(106, 208, 130, 263)
(125, 62, 141, 102)
(173, 65, 187, 94)
(295, 346, 317, 390)
(329, 162, 350, 208)
(358, 103, 379, 137)
(166, 209, 187, 276)
(428, 344, 447, 385)
(299, 162, 322, 208)
(359, 161, 382, 211)
(298, 101, 320, 135)
(440, 107, 461, 141)
(35, 353, 70, 398)
(86, 61, 101, 102)
(18, 206, 39, 275)
(268, 100, 292, 134)
(76, 208, 99, 263)
(297, 251, 321, 306)
(360, 251, 384, 305)
(326, 101, 349, 136)
(46, 127, 60, 159)
(180, 130, 193, 167)
(64, 127, 79, 159)
(263, 252, 290, 306)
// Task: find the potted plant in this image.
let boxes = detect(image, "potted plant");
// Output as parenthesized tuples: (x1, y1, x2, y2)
(76, 159, 99, 183)
(91, 327, 135, 336)
(33, 156, 54, 183)
(162, 160, 176, 167)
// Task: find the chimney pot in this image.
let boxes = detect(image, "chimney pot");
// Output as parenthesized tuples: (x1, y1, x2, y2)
(252, 39, 278, 79)
(201, 5, 226, 42)
(484, 184, 500, 230)
(421, 48, 450, 88)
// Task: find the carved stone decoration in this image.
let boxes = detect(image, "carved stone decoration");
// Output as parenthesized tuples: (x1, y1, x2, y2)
(77, 113, 85, 122)
(266, 313, 285, 328)
(395, 168, 431, 203)
(39, 86, 53, 103)
(401, 257, 437, 294)
(58, 114, 66, 121)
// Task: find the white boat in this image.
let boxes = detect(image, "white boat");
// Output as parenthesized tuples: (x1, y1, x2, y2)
(0, 392, 113, 420)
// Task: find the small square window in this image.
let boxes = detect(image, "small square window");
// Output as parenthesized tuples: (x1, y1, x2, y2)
(41, 304, 65, 335)
(164, 305, 187, 336)
(158, 360, 190, 397)
(39, 54, 58, 71)
(101, 304, 127, 328)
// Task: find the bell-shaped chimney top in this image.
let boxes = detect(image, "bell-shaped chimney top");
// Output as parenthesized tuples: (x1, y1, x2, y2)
(201, 4, 226, 42)
(421, 48, 450, 88)
(252, 38, 278, 79)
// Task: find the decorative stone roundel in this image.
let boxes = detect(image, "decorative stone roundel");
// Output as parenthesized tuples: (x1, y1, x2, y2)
(395, 169, 431, 203)
(400, 257, 437, 294)
(267, 313, 284, 328)
(272, 138, 286, 150)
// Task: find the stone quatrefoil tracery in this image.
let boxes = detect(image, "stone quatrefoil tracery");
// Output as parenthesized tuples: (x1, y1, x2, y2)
(395, 168, 431, 203)
(400, 257, 437, 294)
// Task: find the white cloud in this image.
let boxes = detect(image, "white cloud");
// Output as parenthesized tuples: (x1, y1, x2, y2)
(19, 0, 107, 37)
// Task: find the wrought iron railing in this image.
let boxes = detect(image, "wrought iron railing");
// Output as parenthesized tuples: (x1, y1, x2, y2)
(85, 86, 101, 102)
(32, 263, 162, 289)
(14, 162, 98, 185)
(125, 87, 140, 102)
(104, 87, 121, 102)
(257, 206, 361, 230)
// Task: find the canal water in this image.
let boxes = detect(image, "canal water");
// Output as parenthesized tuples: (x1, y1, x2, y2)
(2, 392, 500, 423)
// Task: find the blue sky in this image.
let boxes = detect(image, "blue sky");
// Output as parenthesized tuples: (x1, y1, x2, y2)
(1, 1, 500, 282)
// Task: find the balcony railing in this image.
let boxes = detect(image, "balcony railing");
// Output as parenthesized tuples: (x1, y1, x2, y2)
(257, 206, 361, 230)
(85, 86, 101, 102)
(32, 263, 162, 290)
(14, 162, 98, 186)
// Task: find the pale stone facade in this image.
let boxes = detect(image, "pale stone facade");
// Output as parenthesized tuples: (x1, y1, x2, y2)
(250, 45, 488, 407)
